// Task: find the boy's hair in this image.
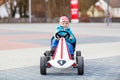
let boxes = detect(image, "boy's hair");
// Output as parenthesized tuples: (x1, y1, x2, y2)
(59, 16, 69, 23)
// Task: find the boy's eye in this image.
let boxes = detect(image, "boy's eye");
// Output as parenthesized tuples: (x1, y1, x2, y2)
(62, 22, 68, 24)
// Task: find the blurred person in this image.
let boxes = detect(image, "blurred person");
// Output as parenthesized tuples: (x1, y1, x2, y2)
(11, 0, 17, 17)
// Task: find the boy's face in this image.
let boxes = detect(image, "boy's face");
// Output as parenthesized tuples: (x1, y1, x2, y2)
(60, 21, 69, 28)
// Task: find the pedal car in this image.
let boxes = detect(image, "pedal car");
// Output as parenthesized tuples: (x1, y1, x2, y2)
(40, 31, 84, 75)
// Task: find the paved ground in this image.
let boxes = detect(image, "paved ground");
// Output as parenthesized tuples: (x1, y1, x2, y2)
(0, 23, 120, 80)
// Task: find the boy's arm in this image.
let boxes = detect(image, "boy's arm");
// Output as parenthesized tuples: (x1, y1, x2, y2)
(67, 30, 76, 44)
(54, 26, 63, 40)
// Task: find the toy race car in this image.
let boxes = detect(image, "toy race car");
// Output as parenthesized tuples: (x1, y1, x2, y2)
(40, 31, 84, 75)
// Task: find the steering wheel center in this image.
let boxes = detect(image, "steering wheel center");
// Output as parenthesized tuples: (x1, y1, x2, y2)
(55, 31, 70, 40)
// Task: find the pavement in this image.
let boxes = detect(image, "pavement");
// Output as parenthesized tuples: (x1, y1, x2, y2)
(0, 23, 120, 80)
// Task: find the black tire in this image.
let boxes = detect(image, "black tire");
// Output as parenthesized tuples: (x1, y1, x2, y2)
(78, 56, 84, 75)
(76, 51, 81, 63)
(45, 51, 51, 61)
(44, 51, 51, 56)
(76, 51, 81, 56)
(40, 56, 47, 75)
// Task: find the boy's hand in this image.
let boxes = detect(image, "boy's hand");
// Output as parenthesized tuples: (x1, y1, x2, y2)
(56, 35, 60, 40)
(57, 37, 60, 40)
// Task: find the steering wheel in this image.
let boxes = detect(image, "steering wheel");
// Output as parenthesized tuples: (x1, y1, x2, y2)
(55, 31, 70, 40)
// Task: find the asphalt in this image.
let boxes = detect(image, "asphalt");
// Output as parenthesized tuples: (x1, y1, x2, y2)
(0, 23, 120, 80)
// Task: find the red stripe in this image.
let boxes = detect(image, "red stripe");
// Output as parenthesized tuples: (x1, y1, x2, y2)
(61, 38, 63, 59)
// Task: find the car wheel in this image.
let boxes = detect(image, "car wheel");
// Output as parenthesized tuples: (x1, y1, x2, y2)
(44, 51, 51, 56)
(77, 56, 84, 75)
(40, 56, 47, 75)
(76, 51, 81, 56)
(76, 51, 81, 63)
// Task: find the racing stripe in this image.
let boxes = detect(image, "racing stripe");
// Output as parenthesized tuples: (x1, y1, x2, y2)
(61, 38, 63, 59)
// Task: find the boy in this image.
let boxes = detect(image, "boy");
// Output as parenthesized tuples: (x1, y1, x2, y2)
(51, 16, 76, 58)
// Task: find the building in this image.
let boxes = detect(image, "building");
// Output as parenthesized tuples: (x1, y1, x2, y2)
(87, 0, 120, 18)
